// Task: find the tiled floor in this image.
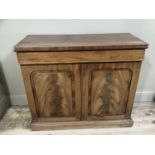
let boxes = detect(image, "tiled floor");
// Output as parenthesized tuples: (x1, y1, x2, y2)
(0, 102, 155, 134)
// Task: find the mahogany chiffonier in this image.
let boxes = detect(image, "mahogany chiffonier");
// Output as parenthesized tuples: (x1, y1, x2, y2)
(14, 33, 148, 130)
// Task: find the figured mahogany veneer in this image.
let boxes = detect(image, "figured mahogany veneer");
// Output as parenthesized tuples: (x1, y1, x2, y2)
(14, 33, 148, 130)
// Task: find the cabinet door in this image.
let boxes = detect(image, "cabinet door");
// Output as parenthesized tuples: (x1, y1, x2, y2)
(82, 62, 141, 120)
(21, 64, 81, 122)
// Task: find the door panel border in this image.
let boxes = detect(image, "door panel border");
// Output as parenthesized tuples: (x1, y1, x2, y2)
(81, 62, 141, 120)
(21, 64, 81, 122)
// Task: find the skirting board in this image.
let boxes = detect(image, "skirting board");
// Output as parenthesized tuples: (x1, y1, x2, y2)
(134, 92, 155, 102)
(0, 95, 10, 118)
(10, 95, 28, 106)
(9, 92, 155, 105)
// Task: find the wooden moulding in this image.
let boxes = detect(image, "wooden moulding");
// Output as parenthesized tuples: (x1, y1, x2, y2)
(31, 119, 133, 131)
(17, 50, 145, 65)
(14, 33, 148, 52)
(81, 62, 142, 120)
(20, 64, 81, 120)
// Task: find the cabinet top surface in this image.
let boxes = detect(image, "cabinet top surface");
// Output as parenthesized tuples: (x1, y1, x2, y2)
(14, 33, 148, 52)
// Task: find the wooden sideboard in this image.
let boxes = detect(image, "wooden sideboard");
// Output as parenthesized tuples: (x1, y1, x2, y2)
(14, 33, 148, 130)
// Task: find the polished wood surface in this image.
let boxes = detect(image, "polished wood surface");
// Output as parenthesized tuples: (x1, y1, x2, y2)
(31, 119, 133, 131)
(21, 64, 81, 121)
(14, 33, 148, 52)
(81, 62, 141, 121)
(90, 69, 131, 116)
(17, 50, 145, 65)
(32, 71, 74, 117)
(15, 33, 148, 130)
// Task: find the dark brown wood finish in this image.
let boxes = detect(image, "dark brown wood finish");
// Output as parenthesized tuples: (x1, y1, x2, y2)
(32, 71, 74, 117)
(14, 33, 148, 52)
(15, 33, 148, 130)
(31, 119, 133, 131)
(90, 69, 131, 116)
(81, 62, 141, 121)
(17, 50, 145, 65)
(21, 64, 81, 122)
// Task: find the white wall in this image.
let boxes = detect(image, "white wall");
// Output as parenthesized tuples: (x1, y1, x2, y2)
(0, 19, 155, 105)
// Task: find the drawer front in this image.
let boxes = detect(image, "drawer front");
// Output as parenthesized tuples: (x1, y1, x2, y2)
(17, 50, 145, 65)
(82, 62, 141, 120)
(21, 64, 81, 122)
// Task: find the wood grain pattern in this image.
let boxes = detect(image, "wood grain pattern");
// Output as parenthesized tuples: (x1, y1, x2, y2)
(15, 33, 148, 130)
(82, 62, 141, 120)
(31, 71, 74, 117)
(17, 50, 145, 65)
(21, 64, 81, 121)
(125, 62, 142, 118)
(31, 119, 133, 131)
(90, 69, 132, 116)
(14, 33, 148, 52)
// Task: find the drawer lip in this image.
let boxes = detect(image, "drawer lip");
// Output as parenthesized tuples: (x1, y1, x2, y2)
(17, 50, 145, 65)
